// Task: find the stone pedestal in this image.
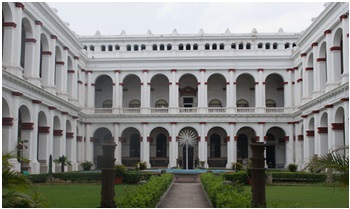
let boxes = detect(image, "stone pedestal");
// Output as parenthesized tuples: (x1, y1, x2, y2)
(250, 142, 266, 208)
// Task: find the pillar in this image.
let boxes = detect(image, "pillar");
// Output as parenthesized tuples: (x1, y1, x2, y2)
(169, 122, 178, 168)
(169, 69, 178, 114)
(141, 123, 150, 167)
(285, 124, 294, 166)
(86, 71, 94, 108)
(285, 69, 293, 107)
(341, 15, 349, 84)
(256, 69, 265, 113)
(226, 122, 236, 168)
(198, 69, 207, 113)
(114, 123, 122, 165)
(141, 70, 150, 113)
(199, 122, 208, 168)
(113, 70, 121, 109)
(29, 102, 40, 174)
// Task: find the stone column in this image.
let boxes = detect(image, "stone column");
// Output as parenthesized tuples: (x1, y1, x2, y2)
(113, 70, 121, 109)
(313, 111, 321, 156)
(326, 105, 335, 151)
(285, 124, 294, 166)
(285, 69, 293, 108)
(324, 30, 336, 91)
(198, 69, 207, 113)
(199, 122, 208, 168)
(341, 15, 349, 84)
(300, 53, 308, 104)
(114, 123, 122, 165)
(29, 101, 40, 174)
(311, 43, 321, 98)
(86, 71, 94, 108)
(169, 122, 178, 168)
(141, 70, 151, 114)
(226, 122, 236, 168)
(169, 69, 178, 114)
(227, 69, 236, 113)
(256, 69, 265, 113)
(141, 123, 150, 168)
(85, 123, 93, 162)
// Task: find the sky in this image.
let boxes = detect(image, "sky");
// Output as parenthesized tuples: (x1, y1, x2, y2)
(47, 2, 326, 36)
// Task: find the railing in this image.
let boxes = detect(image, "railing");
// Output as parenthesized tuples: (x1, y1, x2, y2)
(150, 108, 169, 114)
(208, 107, 226, 113)
(84, 107, 295, 115)
(122, 108, 141, 114)
(179, 108, 198, 113)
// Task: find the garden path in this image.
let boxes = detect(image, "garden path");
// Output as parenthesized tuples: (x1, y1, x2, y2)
(158, 182, 211, 208)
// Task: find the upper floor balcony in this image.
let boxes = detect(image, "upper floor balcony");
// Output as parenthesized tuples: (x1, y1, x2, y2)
(82, 106, 296, 115)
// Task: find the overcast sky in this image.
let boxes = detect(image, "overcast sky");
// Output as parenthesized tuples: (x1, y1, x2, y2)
(48, 2, 326, 36)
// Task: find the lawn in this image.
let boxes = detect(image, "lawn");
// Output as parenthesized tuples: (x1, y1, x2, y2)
(34, 184, 136, 208)
(34, 184, 349, 208)
(246, 185, 349, 208)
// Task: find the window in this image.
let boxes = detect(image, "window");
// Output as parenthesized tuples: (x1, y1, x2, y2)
(231, 43, 236, 49)
(193, 44, 198, 50)
(130, 134, 140, 157)
(129, 100, 141, 108)
(273, 42, 278, 49)
(284, 42, 290, 49)
(167, 44, 172, 50)
(155, 99, 168, 108)
(103, 100, 112, 108)
(236, 99, 249, 107)
(83, 45, 87, 50)
(126, 44, 131, 51)
(90, 45, 95, 51)
(134, 44, 139, 51)
(246, 43, 251, 50)
(186, 44, 191, 50)
(266, 99, 276, 107)
(141, 44, 146, 50)
(101, 45, 106, 51)
(179, 44, 184, 50)
(265, 43, 270, 49)
(212, 43, 217, 50)
(115, 45, 120, 50)
(160, 44, 165, 51)
(238, 43, 243, 50)
(258, 43, 263, 49)
(209, 99, 222, 107)
(152, 44, 157, 51)
(108, 45, 113, 51)
(156, 134, 167, 157)
(219, 43, 225, 50)
(205, 43, 210, 50)
(183, 97, 194, 107)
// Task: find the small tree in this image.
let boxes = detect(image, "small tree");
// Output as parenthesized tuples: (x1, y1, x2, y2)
(54, 155, 71, 173)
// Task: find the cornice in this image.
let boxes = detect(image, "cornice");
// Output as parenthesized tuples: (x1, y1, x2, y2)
(2, 71, 81, 113)
(298, 83, 349, 111)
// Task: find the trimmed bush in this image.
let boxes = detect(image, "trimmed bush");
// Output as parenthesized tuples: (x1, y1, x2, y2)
(28, 172, 102, 183)
(288, 164, 298, 172)
(223, 171, 248, 185)
(116, 173, 173, 208)
(271, 172, 327, 183)
(201, 172, 251, 208)
(123, 172, 153, 184)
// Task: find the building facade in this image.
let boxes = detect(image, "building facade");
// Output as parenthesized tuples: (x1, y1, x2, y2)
(2, 2, 349, 174)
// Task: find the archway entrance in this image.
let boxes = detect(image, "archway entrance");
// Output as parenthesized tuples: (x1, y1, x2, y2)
(178, 127, 198, 169)
(93, 128, 113, 169)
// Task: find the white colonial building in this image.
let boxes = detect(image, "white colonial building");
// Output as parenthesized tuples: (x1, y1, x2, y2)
(2, 2, 349, 173)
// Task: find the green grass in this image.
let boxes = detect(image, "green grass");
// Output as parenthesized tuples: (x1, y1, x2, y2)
(246, 185, 349, 208)
(33, 184, 349, 208)
(34, 184, 136, 208)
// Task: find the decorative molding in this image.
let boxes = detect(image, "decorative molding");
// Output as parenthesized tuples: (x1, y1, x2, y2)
(32, 100, 42, 104)
(324, 29, 331, 35)
(171, 69, 177, 72)
(311, 42, 318, 47)
(317, 58, 326, 62)
(142, 69, 149, 73)
(38, 126, 50, 134)
(42, 51, 52, 55)
(257, 68, 264, 72)
(12, 92, 23, 96)
(66, 132, 74, 138)
(15, 3, 24, 9)
(50, 35, 58, 40)
(305, 67, 313, 71)
(48, 106, 57, 110)
(332, 123, 344, 130)
(306, 130, 314, 136)
(228, 69, 236, 72)
(200, 69, 206, 72)
(2, 117, 14, 126)
(330, 46, 342, 51)
(114, 70, 120, 73)
(74, 56, 79, 60)
(3, 22, 17, 28)
(317, 127, 328, 134)
(76, 136, 83, 142)
(324, 104, 333, 108)
(63, 46, 69, 51)
(53, 130, 63, 136)
(300, 53, 307, 57)
(56, 61, 65, 65)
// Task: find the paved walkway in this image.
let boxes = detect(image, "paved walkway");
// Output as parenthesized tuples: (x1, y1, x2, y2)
(158, 183, 211, 208)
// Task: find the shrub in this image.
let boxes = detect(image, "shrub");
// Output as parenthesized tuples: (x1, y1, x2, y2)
(115, 164, 126, 177)
(288, 164, 298, 172)
(201, 172, 251, 208)
(123, 172, 153, 184)
(80, 161, 93, 171)
(116, 173, 173, 208)
(223, 171, 248, 185)
(271, 172, 327, 183)
(28, 172, 102, 183)
(231, 162, 243, 171)
(135, 161, 147, 171)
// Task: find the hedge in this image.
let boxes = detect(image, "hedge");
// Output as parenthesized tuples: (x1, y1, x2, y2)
(116, 173, 173, 208)
(28, 171, 154, 184)
(201, 173, 251, 208)
(223, 171, 248, 185)
(271, 172, 327, 183)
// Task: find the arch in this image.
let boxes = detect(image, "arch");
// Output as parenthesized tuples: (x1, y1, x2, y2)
(121, 127, 141, 166)
(150, 74, 169, 108)
(209, 99, 222, 107)
(39, 33, 49, 83)
(20, 17, 34, 69)
(306, 53, 314, 96)
(178, 74, 198, 108)
(122, 74, 141, 108)
(318, 41, 328, 88)
(265, 73, 284, 107)
(332, 28, 344, 79)
(207, 127, 227, 168)
(155, 99, 168, 108)
(129, 99, 140, 108)
(265, 99, 276, 107)
(334, 106, 345, 150)
(2, 97, 10, 117)
(319, 112, 328, 155)
(149, 127, 170, 167)
(307, 117, 315, 158)
(93, 127, 113, 168)
(236, 99, 249, 107)
(67, 57, 74, 97)
(54, 46, 63, 88)
(207, 73, 226, 107)
(266, 127, 286, 168)
(95, 75, 113, 108)
(18, 105, 32, 168)
(236, 127, 256, 165)
(236, 73, 255, 107)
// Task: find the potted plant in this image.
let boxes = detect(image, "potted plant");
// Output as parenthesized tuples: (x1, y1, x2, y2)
(81, 161, 93, 171)
(54, 155, 71, 172)
(199, 161, 205, 169)
(135, 161, 147, 171)
(114, 164, 126, 184)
